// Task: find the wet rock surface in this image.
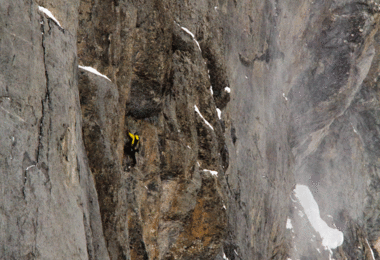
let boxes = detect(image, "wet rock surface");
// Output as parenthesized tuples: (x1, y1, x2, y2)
(3, 0, 380, 259)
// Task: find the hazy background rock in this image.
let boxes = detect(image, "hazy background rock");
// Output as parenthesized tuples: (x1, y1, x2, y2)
(222, 0, 380, 259)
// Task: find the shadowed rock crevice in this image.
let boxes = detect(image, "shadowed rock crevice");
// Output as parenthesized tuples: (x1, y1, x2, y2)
(36, 14, 50, 164)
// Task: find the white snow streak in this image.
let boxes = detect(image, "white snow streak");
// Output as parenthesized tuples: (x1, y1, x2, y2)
(286, 217, 293, 229)
(210, 86, 214, 95)
(38, 6, 62, 28)
(26, 165, 36, 171)
(225, 87, 231, 93)
(216, 108, 222, 120)
(351, 123, 358, 134)
(223, 253, 229, 260)
(180, 26, 195, 38)
(78, 65, 111, 81)
(194, 105, 214, 130)
(294, 184, 344, 250)
(180, 26, 201, 51)
(283, 93, 288, 101)
(203, 169, 218, 176)
(365, 238, 375, 260)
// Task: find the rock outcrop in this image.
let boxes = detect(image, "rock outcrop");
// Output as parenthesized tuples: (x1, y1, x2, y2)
(3, 0, 380, 259)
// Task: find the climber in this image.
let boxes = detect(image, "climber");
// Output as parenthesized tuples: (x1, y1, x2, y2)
(124, 131, 140, 166)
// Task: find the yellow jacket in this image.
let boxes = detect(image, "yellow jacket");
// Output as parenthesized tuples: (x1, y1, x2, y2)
(128, 132, 139, 147)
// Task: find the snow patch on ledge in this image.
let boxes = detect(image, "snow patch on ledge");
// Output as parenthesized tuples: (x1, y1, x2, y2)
(294, 184, 344, 250)
(38, 6, 62, 28)
(194, 105, 214, 130)
(203, 169, 218, 176)
(26, 165, 36, 171)
(78, 65, 111, 81)
(224, 86, 231, 93)
(286, 217, 293, 229)
(216, 108, 222, 120)
(351, 123, 358, 134)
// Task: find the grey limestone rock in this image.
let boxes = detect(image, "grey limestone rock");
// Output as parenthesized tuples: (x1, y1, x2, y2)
(3, 0, 380, 259)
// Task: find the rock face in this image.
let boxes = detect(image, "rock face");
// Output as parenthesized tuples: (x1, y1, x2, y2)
(0, 1, 108, 259)
(3, 0, 380, 259)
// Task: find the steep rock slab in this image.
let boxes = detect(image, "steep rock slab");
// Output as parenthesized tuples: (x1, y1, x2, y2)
(221, 0, 294, 258)
(0, 1, 108, 259)
(78, 69, 125, 259)
(78, 1, 137, 257)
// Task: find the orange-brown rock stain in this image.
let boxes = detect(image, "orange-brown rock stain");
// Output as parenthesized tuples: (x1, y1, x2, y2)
(168, 176, 227, 259)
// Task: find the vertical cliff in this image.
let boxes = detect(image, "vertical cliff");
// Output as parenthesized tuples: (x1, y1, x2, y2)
(2, 0, 380, 259)
(0, 0, 108, 259)
(77, 1, 229, 259)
